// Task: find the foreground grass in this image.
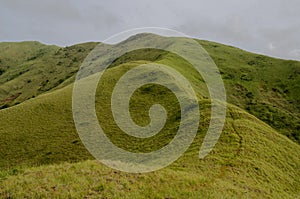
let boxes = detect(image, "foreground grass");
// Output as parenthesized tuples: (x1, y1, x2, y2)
(0, 88, 299, 197)
(1, 160, 230, 199)
(1, 123, 300, 199)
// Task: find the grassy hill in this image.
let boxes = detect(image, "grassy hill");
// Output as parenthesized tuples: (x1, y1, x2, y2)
(0, 41, 98, 108)
(0, 37, 298, 144)
(0, 83, 299, 198)
(200, 41, 300, 143)
(0, 34, 299, 198)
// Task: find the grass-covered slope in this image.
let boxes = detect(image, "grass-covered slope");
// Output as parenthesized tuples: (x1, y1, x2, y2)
(0, 84, 92, 168)
(0, 88, 299, 198)
(0, 35, 299, 197)
(0, 55, 300, 198)
(200, 40, 300, 143)
(0, 41, 98, 108)
(0, 37, 299, 143)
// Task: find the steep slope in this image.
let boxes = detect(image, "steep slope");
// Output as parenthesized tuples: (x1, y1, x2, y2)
(0, 84, 299, 198)
(0, 35, 299, 197)
(0, 55, 300, 198)
(0, 84, 92, 168)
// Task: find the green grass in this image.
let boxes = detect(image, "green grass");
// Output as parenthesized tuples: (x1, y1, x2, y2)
(0, 85, 92, 168)
(0, 99, 299, 198)
(0, 41, 98, 108)
(199, 40, 300, 143)
(0, 36, 299, 143)
(0, 34, 299, 198)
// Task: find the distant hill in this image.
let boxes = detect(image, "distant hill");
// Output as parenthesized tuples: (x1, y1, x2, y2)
(0, 34, 299, 198)
(0, 41, 98, 108)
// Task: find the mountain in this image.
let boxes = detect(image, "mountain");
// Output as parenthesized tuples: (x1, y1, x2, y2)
(0, 34, 299, 198)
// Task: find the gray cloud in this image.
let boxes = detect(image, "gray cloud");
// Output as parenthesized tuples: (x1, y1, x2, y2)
(0, 0, 299, 60)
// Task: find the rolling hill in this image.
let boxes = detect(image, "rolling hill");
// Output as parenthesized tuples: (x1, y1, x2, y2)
(0, 34, 299, 198)
(0, 36, 298, 144)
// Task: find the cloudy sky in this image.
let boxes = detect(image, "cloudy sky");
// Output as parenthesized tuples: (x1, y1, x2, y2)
(1, 0, 299, 60)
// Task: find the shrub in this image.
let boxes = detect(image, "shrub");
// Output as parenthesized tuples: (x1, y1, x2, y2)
(0, 68, 5, 75)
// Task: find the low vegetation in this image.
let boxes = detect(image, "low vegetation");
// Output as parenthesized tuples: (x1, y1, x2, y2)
(0, 34, 299, 198)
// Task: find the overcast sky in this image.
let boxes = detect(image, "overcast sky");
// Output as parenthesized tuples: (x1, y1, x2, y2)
(1, 0, 299, 60)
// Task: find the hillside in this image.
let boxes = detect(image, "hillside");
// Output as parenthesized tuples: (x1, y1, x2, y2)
(200, 41, 300, 143)
(0, 34, 299, 198)
(0, 81, 299, 198)
(0, 41, 98, 108)
(0, 37, 298, 144)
